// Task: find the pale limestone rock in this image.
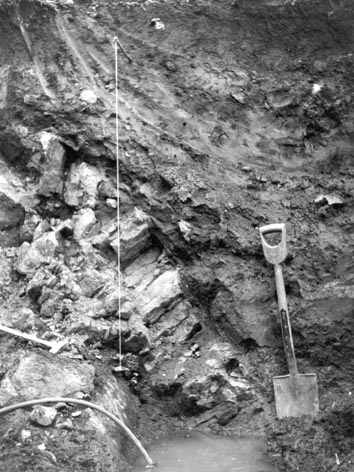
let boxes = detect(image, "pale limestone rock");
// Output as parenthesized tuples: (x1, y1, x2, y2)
(151, 301, 191, 341)
(80, 89, 97, 104)
(64, 162, 104, 208)
(16, 231, 59, 275)
(136, 269, 183, 325)
(181, 372, 254, 412)
(72, 297, 106, 319)
(37, 133, 66, 197)
(119, 209, 151, 264)
(73, 208, 97, 240)
(30, 405, 57, 426)
(124, 248, 161, 291)
(77, 268, 107, 297)
(0, 307, 36, 330)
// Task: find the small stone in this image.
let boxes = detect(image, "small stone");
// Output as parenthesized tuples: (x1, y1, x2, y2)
(80, 89, 97, 104)
(314, 194, 344, 206)
(230, 92, 245, 104)
(106, 198, 117, 209)
(178, 220, 192, 241)
(56, 418, 74, 430)
(30, 405, 57, 426)
(312, 83, 323, 95)
(20, 429, 31, 441)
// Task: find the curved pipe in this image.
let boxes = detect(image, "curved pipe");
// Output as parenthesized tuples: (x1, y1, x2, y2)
(0, 397, 155, 467)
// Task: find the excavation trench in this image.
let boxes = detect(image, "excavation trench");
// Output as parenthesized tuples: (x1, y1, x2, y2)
(1, 1, 354, 471)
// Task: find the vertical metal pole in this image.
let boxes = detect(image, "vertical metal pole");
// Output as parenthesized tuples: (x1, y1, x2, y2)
(113, 37, 122, 370)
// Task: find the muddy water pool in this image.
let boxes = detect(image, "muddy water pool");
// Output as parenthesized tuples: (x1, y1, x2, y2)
(132, 431, 279, 472)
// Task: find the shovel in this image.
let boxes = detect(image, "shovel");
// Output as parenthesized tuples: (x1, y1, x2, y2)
(259, 223, 319, 418)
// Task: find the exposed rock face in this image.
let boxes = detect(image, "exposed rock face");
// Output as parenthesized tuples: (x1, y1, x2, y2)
(0, 352, 95, 406)
(120, 209, 151, 264)
(136, 269, 183, 325)
(2, 1, 354, 470)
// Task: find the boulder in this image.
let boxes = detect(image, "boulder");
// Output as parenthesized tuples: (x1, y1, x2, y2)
(124, 314, 150, 354)
(64, 162, 104, 208)
(0, 352, 95, 406)
(180, 372, 254, 414)
(172, 313, 202, 344)
(73, 208, 97, 240)
(38, 288, 64, 318)
(36, 133, 66, 197)
(151, 301, 190, 341)
(72, 297, 106, 319)
(136, 269, 183, 325)
(20, 212, 41, 242)
(103, 288, 132, 317)
(119, 209, 151, 264)
(0, 192, 25, 230)
(0, 307, 36, 330)
(16, 231, 60, 275)
(124, 248, 161, 291)
(150, 301, 202, 343)
(181, 374, 226, 411)
(77, 268, 108, 298)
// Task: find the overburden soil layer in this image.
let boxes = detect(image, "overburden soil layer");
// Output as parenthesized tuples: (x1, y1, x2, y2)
(1, 0, 354, 470)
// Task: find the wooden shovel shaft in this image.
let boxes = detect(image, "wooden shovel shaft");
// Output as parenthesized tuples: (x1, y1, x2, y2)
(0, 324, 53, 349)
(274, 264, 298, 377)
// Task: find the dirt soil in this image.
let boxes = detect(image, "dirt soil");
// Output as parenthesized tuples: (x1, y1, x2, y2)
(1, 0, 354, 471)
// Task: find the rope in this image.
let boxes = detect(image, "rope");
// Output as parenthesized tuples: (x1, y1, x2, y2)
(0, 397, 155, 467)
(113, 37, 122, 371)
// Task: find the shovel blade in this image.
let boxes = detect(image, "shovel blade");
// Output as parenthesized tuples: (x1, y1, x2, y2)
(273, 373, 319, 419)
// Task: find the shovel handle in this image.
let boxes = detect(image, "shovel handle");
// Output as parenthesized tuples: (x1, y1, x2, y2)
(274, 264, 298, 377)
(0, 324, 52, 348)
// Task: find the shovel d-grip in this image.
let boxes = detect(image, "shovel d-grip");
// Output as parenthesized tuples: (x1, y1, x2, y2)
(259, 223, 287, 265)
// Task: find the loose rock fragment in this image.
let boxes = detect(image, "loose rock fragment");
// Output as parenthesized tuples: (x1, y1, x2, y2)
(30, 405, 57, 426)
(314, 194, 344, 206)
